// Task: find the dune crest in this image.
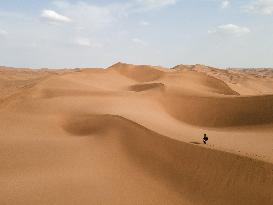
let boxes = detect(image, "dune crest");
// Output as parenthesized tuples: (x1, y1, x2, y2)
(108, 62, 165, 82)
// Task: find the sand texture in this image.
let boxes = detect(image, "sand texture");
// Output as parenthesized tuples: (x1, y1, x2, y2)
(1, 63, 273, 205)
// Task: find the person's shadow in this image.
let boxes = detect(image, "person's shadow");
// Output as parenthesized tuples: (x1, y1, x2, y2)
(190, 141, 202, 145)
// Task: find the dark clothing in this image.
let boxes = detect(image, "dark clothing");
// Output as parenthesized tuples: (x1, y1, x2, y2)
(203, 136, 208, 144)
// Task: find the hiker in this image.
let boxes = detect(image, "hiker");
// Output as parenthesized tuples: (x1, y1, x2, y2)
(203, 134, 208, 144)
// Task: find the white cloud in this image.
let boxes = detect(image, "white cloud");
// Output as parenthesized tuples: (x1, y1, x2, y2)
(132, 38, 147, 46)
(52, 2, 117, 31)
(136, 0, 176, 9)
(47, 0, 172, 32)
(221, 0, 230, 8)
(75, 37, 103, 48)
(244, 0, 273, 15)
(41, 9, 71, 23)
(208, 24, 250, 37)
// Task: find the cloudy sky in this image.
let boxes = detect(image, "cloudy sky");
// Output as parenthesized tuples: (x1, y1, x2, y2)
(0, 0, 273, 68)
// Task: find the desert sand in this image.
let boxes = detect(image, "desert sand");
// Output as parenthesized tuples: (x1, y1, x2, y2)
(0, 63, 273, 205)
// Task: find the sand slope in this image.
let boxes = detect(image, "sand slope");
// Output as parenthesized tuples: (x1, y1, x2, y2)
(0, 63, 273, 205)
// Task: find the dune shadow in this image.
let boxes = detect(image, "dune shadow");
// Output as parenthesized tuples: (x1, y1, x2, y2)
(129, 83, 165, 92)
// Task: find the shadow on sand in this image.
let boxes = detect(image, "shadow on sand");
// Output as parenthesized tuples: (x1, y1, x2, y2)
(190, 141, 202, 145)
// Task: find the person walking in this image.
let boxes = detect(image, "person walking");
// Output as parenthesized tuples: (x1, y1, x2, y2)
(203, 134, 208, 144)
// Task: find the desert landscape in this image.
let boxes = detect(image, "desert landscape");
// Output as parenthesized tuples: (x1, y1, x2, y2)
(0, 63, 273, 205)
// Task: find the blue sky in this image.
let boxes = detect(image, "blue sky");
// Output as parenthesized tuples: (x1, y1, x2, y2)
(0, 0, 273, 68)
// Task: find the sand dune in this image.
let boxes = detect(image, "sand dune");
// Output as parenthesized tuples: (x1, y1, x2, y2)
(0, 63, 273, 204)
(63, 114, 273, 205)
(173, 64, 273, 95)
(161, 92, 273, 127)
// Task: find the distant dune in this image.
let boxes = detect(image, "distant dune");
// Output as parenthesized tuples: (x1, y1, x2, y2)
(0, 63, 273, 205)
